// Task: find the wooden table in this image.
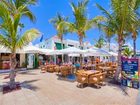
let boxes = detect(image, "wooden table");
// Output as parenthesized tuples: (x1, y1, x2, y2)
(99, 66, 116, 78)
(111, 65, 117, 68)
(99, 66, 112, 71)
(78, 70, 100, 77)
(82, 65, 96, 70)
(76, 70, 102, 88)
(60, 66, 74, 76)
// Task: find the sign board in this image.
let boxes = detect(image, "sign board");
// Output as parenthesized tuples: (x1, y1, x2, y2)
(121, 57, 139, 89)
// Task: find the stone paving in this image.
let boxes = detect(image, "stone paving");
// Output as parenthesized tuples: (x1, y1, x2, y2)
(0, 70, 139, 105)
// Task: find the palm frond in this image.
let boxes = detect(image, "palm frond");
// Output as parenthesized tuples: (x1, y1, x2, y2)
(22, 7, 36, 22)
(0, 34, 11, 49)
(84, 16, 106, 31)
(96, 3, 112, 19)
(50, 13, 69, 40)
(122, 47, 133, 57)
(16, 29, 40, 49)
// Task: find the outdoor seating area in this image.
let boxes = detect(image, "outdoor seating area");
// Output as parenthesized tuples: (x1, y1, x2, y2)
(76, 70, 105, 88)
(0, 70, 138, 105)
(40, 61, 118, 89)
(0, 0, 140, 105)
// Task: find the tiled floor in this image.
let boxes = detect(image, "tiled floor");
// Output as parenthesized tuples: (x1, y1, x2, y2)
(0, 70, 139, 105)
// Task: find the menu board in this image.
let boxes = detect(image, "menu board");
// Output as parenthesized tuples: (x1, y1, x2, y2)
(121, 57, 139, 89)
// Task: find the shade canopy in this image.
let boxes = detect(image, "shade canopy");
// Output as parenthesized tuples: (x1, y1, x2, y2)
(24, 45, 42, 53)
(60, 47, 85, 54)
(0, 44, 59, 55)
(24, 45, 55, 55)
(84, 48, 99, 56)
(96, 49, 111, 56)
(68, 54, 80, 57)
(0, 45, 24, 53)
(84, 48, 111, 56)
(39, 48, 54, 55)
(108, 51, 118, 56)
(0, 46, 10, 53)
(47, 50, 63, 55)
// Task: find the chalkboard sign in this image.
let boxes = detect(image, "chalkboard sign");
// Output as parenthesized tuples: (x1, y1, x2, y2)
(121, 57, 139, 89)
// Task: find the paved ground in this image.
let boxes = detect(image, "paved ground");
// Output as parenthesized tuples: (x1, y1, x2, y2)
(0, 69, 139, 105)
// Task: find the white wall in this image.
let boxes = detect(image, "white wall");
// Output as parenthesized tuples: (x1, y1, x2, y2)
(20, 54, 25, 67)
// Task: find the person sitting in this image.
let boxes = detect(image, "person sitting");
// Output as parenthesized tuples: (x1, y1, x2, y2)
(45, 60, 49, 65)
(68, 61, 72, 65)
(57, 58, 62, 66)
(75, 61, 81, 70)
(84, 58, 88, 64)
(96, 57, 100, 64)
(39, 60, 42, 66)
(50, 60, 54, 65)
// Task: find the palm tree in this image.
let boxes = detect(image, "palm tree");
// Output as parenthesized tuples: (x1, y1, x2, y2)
(131, 26, 139, 57)
(0, 0, 40, 88)
(94, 36, 106, 49)
(128, 0, 140, 57)
(103, 26, 114, 51)
(96, 0, 139, 81)
(122, 48, 133, 58)
(61, 0, 104, 64)
(50, 13, 68, 50)
(1, 0, 37, 22)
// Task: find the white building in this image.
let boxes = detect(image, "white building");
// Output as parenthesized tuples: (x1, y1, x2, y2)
(39, 36, 92, 50)
(101, 42, 134, 53)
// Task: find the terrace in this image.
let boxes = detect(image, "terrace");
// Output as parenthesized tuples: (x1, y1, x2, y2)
(0, 70, 138, 105)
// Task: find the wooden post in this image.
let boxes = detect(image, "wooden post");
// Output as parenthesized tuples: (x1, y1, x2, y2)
(0, 53, 1, 69)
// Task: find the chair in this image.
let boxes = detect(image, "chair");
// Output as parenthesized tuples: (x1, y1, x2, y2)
(47, 65, 55, 72)
(76, 72, 88, 88)
(76, 69, 85, 74)
(60, 66, 70, 77)
(98, 72, 106, 85)
(54, 66, 60, 73)
(107, 68, 116, 78)
(96, 68, 103, 73)
(88, 73, 102, 88)
(40, 66, 46, 72)
(95, 64, 99, 70)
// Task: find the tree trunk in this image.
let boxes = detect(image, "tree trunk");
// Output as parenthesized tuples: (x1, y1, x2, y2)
(108, 38, 111, 52)
(61, 36, 63, 50)
(114, 36, 123, 82)
(133, 38, 136, 57)
(9, 53, 17, 89)
(61, 36, 64, 64)
(79, 36, 83, 65)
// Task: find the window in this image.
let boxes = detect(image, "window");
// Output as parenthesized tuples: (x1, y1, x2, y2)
(55, 43, 65, 50)
(68, 44, 74, 47)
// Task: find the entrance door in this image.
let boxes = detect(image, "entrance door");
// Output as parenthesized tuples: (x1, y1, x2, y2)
(16, 54, 20, 68)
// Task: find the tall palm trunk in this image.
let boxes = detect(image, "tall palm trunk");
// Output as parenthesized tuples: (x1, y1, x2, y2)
(108, 38, 111, 52)
(79, 36, 83, 65)
(114, 36, 123, 82)
(133, 38, 136, 57)
(61, 36, 64, 64)
(9, 53, 17, 88)
(132, 31, 137, 57)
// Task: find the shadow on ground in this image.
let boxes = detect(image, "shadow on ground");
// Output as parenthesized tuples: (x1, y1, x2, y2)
(18, 71, 38, 75)
(20, 79, 40, 91)
(1, 79, 40, 94)
(56, 74, 76, 83)
(106, 78, 129, 96)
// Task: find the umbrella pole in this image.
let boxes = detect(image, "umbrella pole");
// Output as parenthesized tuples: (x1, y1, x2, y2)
(62, 54, 64, 64)
(54, 55, 56, 65)
(68, 55, 70, 63)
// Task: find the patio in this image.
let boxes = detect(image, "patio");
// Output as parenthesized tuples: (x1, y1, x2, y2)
(0, 70, 139, 105)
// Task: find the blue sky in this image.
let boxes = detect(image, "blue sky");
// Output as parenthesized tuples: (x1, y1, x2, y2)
(21, 0, 140, 50)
